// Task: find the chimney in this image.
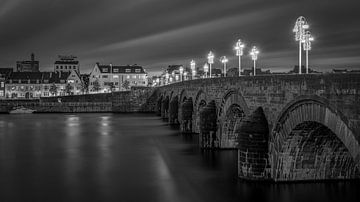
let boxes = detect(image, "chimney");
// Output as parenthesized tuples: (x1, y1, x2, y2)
(31, 53, 35, 62)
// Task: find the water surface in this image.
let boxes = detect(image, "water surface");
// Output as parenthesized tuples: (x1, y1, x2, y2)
(0, 113, 359, 202)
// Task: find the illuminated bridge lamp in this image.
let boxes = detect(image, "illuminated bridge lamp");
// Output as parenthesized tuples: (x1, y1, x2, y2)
(249, 46, 259, 76)
(303, 31, 314, 74)
(207, 51, 214, 78)
(234, 39, 245, 76)
(293, 16, 309, 74)
(220, 56, 228, 77)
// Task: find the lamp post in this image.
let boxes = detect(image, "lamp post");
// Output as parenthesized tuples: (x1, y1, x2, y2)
(220, 56, 228, 77)
(190, 60, 196, 79)
(165, 72, 169, 85)
(293, 16, 309, 74)
(234, 39, 245, 76)
(303, 31, 314, 74)
(203, 63, 209, 78)
(179, 66, 184, 82)
(249, 46, 259, 76)
(184, 72, 188, 81)
(207, 51, 214, 78)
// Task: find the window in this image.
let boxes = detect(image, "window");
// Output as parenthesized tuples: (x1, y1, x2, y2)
(44, 92, 49, 97)
(113, 75, 119, 79)
(102, 75, 108, 78)
(115, 82, 119, 85)
(60, 66, 63, 69)
(103, 68, 108, 72)
(132, 75, 137, 79)
(125, 69, 131, 73)
(135, 69, 141, 73)
(0, 82, 4, 88)
(126, 75, 130, 79)
(113, 69, 119, 73)
(56, 66, 59, 69)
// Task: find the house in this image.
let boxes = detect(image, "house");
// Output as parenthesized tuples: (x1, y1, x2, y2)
(0, 68, 13, 98)
(5, 71, 82, 99)
(54, 55, 80, 74)
(89, 63, 148, 93)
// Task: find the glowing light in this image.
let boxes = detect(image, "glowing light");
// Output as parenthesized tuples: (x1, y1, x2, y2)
(190, 60, 196, 78)
(207, 51, 214, 78)
(293, 16, 309, 74)
(234, 39, 245, 76)
(220, 56, 228, 77)
(249, 46, 259, 76)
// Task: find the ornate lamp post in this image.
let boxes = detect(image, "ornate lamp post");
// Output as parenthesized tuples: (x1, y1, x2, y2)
(179, 66, 184, 82)
(293, 16, 309, 74)
(220, 56, 228, 77)
(184, 72, 188, 81)
(203, 63, 209, 78)
(303, 31, 314, 74)
(190, 60, 196, 79)
(234, 39, 245, 76)
(249, 46, 259, 76)
(207, 51, 214, 78)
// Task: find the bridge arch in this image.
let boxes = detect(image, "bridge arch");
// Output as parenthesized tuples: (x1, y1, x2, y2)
(194, 90, 207, 133)
(270, 96, 360, 181)
(217, 89, 250, 148)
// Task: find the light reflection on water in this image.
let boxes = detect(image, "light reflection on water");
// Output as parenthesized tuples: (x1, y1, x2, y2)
(0, 113, 359, 202)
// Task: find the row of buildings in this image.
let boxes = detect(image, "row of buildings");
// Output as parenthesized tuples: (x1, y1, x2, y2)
(0, 54, 148, 99)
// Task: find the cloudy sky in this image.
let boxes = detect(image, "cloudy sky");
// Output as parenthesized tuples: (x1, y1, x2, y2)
(0, 0, 359, 75)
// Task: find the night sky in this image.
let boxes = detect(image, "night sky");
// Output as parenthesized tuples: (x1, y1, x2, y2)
(0, 0, 359, 75)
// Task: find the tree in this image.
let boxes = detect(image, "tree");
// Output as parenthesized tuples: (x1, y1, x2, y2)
(122, 80, 130, 90)
(65, 83, 73, 95)
(92, 79, 101, 92)
(108, 82, 116, 92)
(80, 81, 88, 94)
(49, 83, 58, 96)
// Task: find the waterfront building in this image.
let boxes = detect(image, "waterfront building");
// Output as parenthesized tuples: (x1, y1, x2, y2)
(89, 63, 148, 93)
(16, 53, 40, 72)
(5, 71, 82, 99)
(0, 68, 13, 99)
(54, 55, 80, 74)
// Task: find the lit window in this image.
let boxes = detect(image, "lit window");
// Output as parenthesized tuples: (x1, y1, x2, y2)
(113, 69, 119, 73)
(126, 75, 130, 79)
(135, 69, 141, 73)
(125, 69, 131, 73)
(113, 75, 119, 79)
(132, 75, 136, 79)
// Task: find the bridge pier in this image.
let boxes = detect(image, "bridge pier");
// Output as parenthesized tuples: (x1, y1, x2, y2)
(156, 96, 162, 116)
(199, 100, 218, 149)
(161, 96, 169, 120)
(237, 107, 270, 180)
(169, 96, 179, 125)
(181, 98, 193, 133)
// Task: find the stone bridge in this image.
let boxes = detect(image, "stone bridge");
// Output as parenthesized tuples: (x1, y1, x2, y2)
(153, 74, 360, 182)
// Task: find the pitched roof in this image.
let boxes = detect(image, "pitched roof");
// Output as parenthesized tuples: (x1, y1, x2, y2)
(7, 71, 71, 84)
(97, 64, 146, 74)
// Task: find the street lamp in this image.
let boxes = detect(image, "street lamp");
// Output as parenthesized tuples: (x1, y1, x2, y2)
(190, 60, 196, 79)
(293, 16, 309, 74)
(207, 51, 214, 78)
(179, 66, 184, 82)
(303, 31, 314, 74)
(249, 46, 259, 76)
(184, 72, 188, 81)
(165, 72, 169, 85)
(203, 63, 209, 78)
(220, 56, 228, 77)
(234, 39, 245, 76)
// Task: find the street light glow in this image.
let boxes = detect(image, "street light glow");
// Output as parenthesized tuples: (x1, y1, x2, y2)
(249, 46, 259, 76)
(190, 60, 196, 78)
(293, 16, 309, 74)
(220, 56, 228, 77)
(203, 63, 209, 78)
(179, 66, 184, 81)
(303, 30, 314, 74)
(234, 39, 245, 76)
(207, 51, 214, 78)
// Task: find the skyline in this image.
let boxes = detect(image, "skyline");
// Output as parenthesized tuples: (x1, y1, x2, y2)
(1, 0, 360, 75)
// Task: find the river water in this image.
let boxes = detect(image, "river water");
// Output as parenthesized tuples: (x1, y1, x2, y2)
(0, 113, 359, 202)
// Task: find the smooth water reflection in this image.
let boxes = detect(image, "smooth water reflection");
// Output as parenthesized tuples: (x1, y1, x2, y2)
(0, 113, 359, 202)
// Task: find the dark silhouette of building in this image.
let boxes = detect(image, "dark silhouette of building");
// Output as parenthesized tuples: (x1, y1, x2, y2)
(54, 55, 80, 74)
(16, 53, 39, 72)
(289, 65, 319, 74)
